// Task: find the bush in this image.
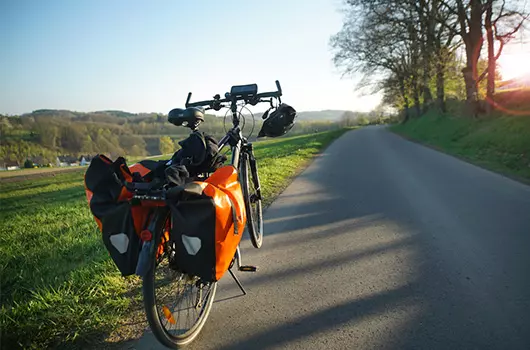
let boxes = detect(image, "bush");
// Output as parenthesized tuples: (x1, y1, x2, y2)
(23, 159, 33, 168)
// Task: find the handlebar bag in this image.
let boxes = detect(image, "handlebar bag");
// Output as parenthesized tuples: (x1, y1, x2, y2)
(258, 103, 297, 138)
(168, 165, 246, 282)
(84, 154, 155, 276)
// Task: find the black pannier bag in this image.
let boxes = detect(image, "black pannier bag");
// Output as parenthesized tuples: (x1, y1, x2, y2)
(170, 131, 226, 176)
(84, 155, 155, 276)
(169, 186, 217, 281)
(167, 166, 246, 282)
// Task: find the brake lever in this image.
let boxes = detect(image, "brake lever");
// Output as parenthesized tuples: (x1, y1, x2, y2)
(213, 101, 224, 111)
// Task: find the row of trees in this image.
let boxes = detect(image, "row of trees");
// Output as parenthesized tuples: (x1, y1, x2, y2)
(331, 0, 527, 120)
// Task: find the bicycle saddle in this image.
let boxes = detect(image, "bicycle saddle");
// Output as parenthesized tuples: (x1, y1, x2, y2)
(168, 107, 205, 129)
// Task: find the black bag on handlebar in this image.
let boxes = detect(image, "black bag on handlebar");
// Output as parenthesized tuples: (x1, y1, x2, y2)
(258, 103, 297, 138)
(170, 131, 226, 176)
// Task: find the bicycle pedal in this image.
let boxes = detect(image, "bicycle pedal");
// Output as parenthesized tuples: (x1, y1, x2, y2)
(239, 265, 258, 272)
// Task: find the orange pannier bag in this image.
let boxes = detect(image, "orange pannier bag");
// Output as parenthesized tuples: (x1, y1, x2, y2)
(84, 154, 162, 276)
(169, 165, 246, 282)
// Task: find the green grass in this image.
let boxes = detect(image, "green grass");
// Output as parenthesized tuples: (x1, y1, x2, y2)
(0, 129, 351, 349)
(391, 113, 530, 182)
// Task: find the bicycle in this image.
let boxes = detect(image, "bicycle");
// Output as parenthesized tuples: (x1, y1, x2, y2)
(127, 81, 284, 348)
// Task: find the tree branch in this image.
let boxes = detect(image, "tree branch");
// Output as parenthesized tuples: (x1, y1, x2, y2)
(493, 0, 506, 22)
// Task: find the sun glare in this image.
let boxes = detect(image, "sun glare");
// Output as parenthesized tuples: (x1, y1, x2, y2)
(498, 53, 530, 81)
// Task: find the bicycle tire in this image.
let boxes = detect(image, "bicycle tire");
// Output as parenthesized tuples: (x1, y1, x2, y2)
(240, 152, 263, 248)
(143, 212, 217, 348)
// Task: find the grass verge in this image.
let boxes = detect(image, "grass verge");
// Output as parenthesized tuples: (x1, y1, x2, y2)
(0, 129, 350, 349)
(391, 114, 530, 182)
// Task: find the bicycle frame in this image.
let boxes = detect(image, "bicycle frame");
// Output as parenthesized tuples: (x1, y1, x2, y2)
(217, 125, 245, 170)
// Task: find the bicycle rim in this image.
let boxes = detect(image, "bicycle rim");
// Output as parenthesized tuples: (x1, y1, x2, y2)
(241, 153, 263, 248)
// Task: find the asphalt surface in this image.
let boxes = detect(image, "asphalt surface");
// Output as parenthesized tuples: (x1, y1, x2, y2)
(130, 126, 530, 350)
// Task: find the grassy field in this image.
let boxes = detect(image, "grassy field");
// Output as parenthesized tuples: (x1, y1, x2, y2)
(0, 155, 176, 181)
(0, 166, 88, 179)
(0, 129, 351, 349)
(391, 113, 530, 182)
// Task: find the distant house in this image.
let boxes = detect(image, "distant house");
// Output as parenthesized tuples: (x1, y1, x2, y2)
(57, 155, 79, 167)
(2, 160, 20, 171)
(79, 155, 93, 166)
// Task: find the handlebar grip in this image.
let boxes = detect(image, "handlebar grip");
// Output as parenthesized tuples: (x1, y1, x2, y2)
(186, 92, 192, 107)
(275, 80, 282, 96)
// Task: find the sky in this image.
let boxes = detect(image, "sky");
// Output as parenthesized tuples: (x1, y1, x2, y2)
(0, 0, 382, 115)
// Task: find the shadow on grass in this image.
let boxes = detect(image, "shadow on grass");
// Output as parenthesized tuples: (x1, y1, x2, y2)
(0, 184, 86, 218)
(0, 177, 83, 194)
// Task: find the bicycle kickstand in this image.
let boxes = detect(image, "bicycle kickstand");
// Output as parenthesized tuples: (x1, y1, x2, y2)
(228, 246, 258, 295)
(228, 268, 247, 295)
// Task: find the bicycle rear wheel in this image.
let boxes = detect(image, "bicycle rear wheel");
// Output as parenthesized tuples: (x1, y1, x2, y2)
(143, 215, 217, 348)
(240, 151, 263, 248)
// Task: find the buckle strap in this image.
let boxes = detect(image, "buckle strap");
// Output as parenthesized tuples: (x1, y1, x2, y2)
(226, 196, 239, 236)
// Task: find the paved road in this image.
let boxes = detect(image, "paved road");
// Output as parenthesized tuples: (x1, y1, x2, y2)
(131, 126, 530, 350)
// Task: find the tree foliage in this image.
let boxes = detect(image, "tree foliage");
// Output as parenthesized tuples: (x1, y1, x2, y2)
(159, 136, 175, 155)
(331, 0, 528, 118)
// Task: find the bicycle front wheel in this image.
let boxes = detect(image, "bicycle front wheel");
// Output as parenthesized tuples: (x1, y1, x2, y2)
(143, 215, 217, 348)
(240, 151, 264, 248)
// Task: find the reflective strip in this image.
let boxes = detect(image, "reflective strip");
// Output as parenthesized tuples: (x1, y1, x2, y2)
(182, 235, 201, 255)
(110, 233, 129, 254)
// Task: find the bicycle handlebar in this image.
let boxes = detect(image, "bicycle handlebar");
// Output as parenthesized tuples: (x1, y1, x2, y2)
(185, 80, 283, 109)
(187, 97, 230, 108)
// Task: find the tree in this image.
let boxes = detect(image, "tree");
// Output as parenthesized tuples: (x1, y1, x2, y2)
(332, 0, 526, 117)
(159, 136, 174, 155)
(482, 0, 527, 105)
(38, 125, 59, 148)
(130, 145, 147, 156)
(340, 111, 357, 127)
(331, 0, 425, 120)
(119, 135, 147, 155)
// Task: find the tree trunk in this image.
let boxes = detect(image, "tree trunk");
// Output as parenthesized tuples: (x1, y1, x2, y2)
(421, 29, 433, 111)
(459, 0, 483, 107)
(399, 78, 410, 123)
(462, 66, 479, 117)
(485, 0, 495, 110)
(418, 0, 433, 112)
(422, 47, 434, 111)
(412, 78, 422, 117)
(436, 58, 446, 113)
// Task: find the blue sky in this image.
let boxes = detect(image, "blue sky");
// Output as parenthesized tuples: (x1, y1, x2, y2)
(0, 0, 382, 115)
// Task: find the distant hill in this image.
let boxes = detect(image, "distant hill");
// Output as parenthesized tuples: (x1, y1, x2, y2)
(296, 110, 349, 121)
(1, 108, 348, 165)
(19, 109, 352, 122)
(21, 109, 158, 120)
